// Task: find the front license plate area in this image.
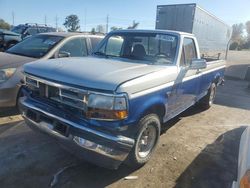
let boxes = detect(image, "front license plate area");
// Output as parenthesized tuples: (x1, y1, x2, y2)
(40, 120, 68, 136)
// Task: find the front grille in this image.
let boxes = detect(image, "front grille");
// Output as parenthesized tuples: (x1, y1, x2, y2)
(25, 76, 88, 112)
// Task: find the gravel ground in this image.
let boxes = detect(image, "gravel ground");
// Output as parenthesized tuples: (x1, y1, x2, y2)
(0, 51, 249, 188)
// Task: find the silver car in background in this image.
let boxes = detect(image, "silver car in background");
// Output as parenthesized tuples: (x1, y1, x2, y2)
(0, 32, 104, 108)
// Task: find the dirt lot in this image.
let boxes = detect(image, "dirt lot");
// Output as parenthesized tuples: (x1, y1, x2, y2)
(0, 51, 250, 188)
(226, 50, 250, 80)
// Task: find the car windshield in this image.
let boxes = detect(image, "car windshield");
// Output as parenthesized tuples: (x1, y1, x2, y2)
(11, 25, 25, 34)
(94, 32, 178, 65)
(6, 35, 63, 58)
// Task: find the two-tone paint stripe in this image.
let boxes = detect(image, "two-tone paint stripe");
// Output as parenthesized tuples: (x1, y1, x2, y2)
(130, 65, 225, 99)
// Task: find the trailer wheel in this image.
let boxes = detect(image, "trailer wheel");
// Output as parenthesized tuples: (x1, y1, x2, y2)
(126, 114, 160, 167)
(199, 83, 216, 109)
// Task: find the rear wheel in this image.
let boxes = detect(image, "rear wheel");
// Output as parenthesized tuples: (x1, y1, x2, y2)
(126, 114, 160, 167)
(199, 83, 216, 109)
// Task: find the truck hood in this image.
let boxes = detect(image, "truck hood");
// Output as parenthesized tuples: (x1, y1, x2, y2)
(0, 52, 36, 69)
(24, 57, 165, 91)
(0, 29, 20, 36)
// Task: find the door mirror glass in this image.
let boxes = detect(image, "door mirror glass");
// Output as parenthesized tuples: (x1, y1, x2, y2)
(189, 59, 207, 69)
(57, 51, 71, 58)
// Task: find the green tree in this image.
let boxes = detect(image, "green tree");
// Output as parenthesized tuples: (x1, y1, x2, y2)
(0, 19, 11, 30)
(96, 25, 105, 33)
(91, 28, 96, 34)
(229, 41, 239, 50)
(63, 15, 80, 32)
(231, 23, 244, 41)
(246, 21, 250, 41)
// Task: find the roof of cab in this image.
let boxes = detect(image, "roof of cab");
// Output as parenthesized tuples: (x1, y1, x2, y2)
(109, 29, 194, 36)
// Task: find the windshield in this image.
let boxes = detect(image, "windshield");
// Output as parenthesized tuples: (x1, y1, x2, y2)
(11, 25, 25, 34)
(94, 32, 178, 65)
(6, 35, 63, 58)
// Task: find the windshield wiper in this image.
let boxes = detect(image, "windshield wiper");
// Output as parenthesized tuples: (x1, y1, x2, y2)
(93, 51, 109, 58)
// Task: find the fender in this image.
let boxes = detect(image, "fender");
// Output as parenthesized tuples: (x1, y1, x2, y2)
(126, 91, 168, 125)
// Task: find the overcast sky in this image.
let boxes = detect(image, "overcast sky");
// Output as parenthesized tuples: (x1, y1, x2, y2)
(0, 0, 249, 31)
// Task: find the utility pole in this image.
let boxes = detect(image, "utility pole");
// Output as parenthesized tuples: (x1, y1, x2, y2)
(106, 14, 109, 33)
(55, 15, 58, 31)
(44, 15, 47, 25)
(84, 9, 87, 32)
(12, 11, 15, 26)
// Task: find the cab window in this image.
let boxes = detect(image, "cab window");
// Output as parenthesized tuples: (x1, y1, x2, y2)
(181, 38, 197, 66)
(59, 38, 88, 57)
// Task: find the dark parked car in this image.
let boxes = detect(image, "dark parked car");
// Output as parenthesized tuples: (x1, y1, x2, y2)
(0, 23, 56, 51)
(0, 32, 104, 108)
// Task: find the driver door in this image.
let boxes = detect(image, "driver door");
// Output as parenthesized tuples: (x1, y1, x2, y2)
(177, 37, 201, 111)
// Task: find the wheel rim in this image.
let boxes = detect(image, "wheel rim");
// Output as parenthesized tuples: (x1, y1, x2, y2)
(209, 86, 216, 105)
(137, 124, 157, 158)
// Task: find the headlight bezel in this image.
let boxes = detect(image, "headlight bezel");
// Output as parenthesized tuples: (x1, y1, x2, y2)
(0, 68, 17, 84)
(86, 92, 129, 121)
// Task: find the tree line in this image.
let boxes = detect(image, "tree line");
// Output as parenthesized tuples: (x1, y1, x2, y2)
(63, 14, 139, 33)
(0, 14, 139, 34)
(230, 21, 250, 50)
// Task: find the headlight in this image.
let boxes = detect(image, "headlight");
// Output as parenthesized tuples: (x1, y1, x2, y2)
(87, 93, 128, 120)
(0, 68, 16, 84)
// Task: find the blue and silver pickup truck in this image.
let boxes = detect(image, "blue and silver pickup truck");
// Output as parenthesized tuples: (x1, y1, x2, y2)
(19, 29, 226, 169)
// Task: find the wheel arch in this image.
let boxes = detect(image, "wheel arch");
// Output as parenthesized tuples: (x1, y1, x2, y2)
(213, 72, 223, 86)
(129, 95, 167, 125)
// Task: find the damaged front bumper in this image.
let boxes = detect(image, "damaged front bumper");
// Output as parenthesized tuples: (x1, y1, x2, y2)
(19, 96, 134, 169)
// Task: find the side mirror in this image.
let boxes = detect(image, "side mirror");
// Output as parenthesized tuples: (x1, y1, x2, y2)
(22, 31, 31, 38)
(189, 59, 207, 70)
(57, 51, 71, 58)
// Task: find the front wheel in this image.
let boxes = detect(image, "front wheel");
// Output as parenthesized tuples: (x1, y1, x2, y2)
(126, 114, 160, 167)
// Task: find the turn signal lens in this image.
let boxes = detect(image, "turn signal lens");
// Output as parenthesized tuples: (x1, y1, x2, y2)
(240, 170, 250, 188)
(87, 108, 128, 120)
(115, 110, 128, 119)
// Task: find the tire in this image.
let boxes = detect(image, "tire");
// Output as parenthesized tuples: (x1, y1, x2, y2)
(199, 83, 216, 109)
(126, 114, 161, 167)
